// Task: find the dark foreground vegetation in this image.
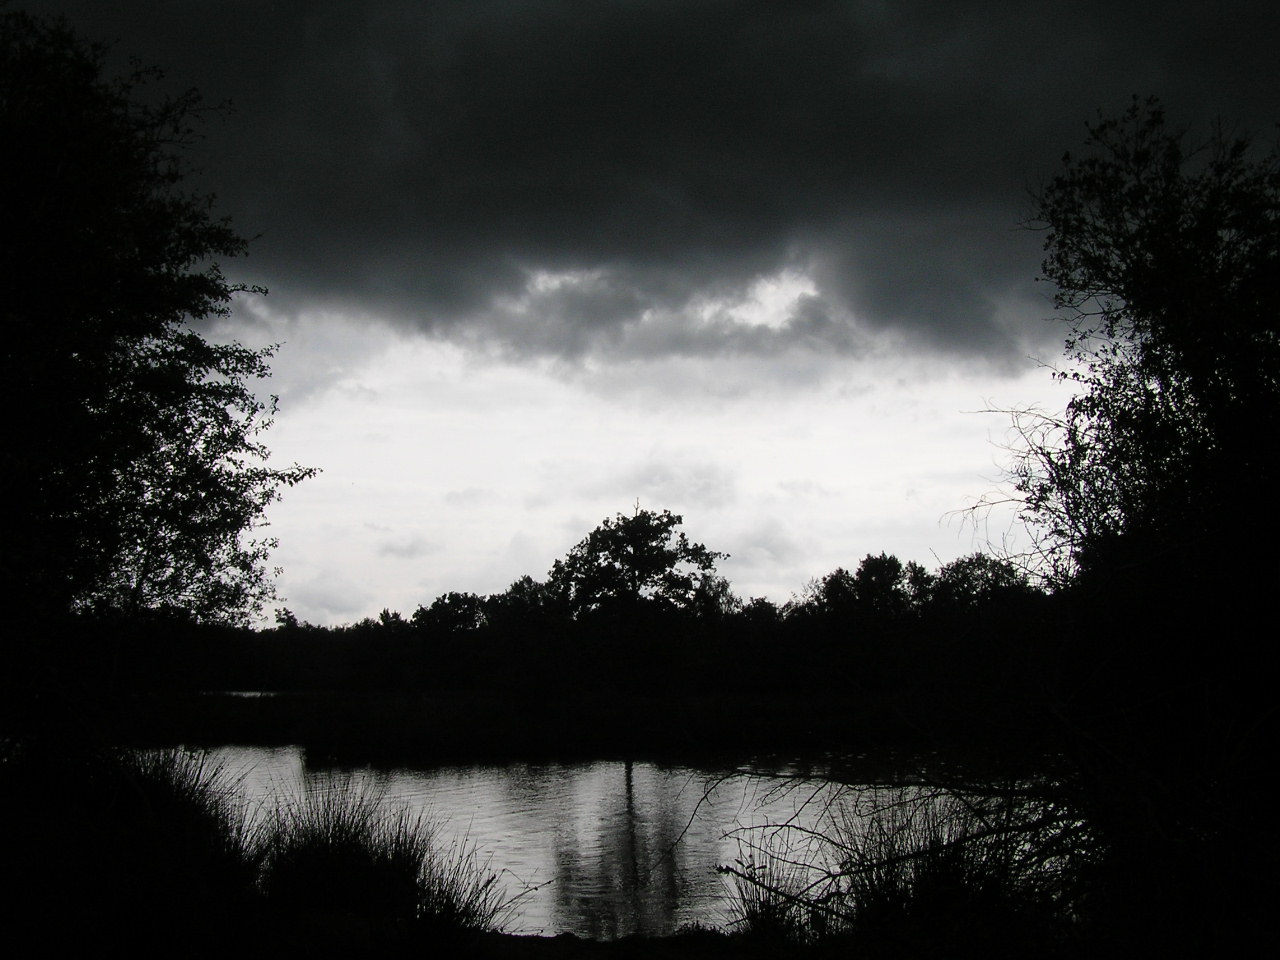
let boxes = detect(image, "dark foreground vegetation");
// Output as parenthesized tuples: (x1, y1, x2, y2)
(5, 548, 1270, 955)
(0, 743, 531, 954)
(0, 738, 1087, 957)
(4, 5, 1278, 956)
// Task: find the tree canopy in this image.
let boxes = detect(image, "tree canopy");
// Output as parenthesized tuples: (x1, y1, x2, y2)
(1, 10, 315, 625)
(1012, 98, 1280, 584)
(548, 507, 727, 617)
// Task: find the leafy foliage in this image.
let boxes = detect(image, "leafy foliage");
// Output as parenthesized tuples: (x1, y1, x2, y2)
(931, 554, 1034, 611)
(548, 507, 728, 617)
(787, 553, 933, 621)
(1012, 98, 1280, 583)
(411, 591, 488, 635)
(1, 10, 315, 624)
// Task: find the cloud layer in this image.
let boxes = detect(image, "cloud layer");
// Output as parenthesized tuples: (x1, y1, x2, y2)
(29, 0, 1278, 367)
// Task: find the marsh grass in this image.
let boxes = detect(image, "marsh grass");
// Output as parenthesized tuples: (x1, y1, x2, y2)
(1, 745, 516, 942)
(117, 748, 260, 888)
(418, 831, 522, 933)
(719, 837, 822, 944)
(722, 782, 1083, 955)
(258, 774, 428, 920)
(0, 743, 260, 945)
(257, 772, 515, 931)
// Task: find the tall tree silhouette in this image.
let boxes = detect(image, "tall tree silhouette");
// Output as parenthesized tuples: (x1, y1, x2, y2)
(1, 10, 315, 625)
(1012, 97, 1280, 585)
(549, 507, 726, 617)
(1001, 99, 1280, 954)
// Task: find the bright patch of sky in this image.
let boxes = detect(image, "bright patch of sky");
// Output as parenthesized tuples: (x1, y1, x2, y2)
(243, 303, 1076, 626)
(698, 270, 817, 330)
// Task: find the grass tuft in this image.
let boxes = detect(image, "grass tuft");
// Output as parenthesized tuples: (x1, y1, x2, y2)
(1, 745, 518, 944)
(418, 831, 519, 933)
(719, 848, 814, 944)
(722, 783, 1082, 955)
(257, 772, 514, 932)
(0, 744, 260, 946)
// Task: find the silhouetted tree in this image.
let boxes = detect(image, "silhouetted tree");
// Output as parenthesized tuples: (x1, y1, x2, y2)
(851, 553, 922, 618)
(689, 574, 742, 620)
(737, 596, 784, 627)
(787, 554, 932, 623)
(1, 10, 314, 625)
(411, 592, 487, 635)
(930, 554, 1034, 611)
(548, 507, 726, 617)
(482, 575, 565, 631)
(813, 567, 858, 617)
(1012, 97, 1280, 584)
(993, 99, 1280, 952)
(376, 608, 411, 636)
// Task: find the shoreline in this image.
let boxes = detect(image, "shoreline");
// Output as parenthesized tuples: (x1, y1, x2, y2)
(5, 687, 1054, 772)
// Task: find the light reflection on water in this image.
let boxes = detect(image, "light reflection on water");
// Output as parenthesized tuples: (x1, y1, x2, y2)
(214, 747, 844, 938)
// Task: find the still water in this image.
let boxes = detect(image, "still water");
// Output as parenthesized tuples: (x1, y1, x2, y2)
(215, 746, 848, 938)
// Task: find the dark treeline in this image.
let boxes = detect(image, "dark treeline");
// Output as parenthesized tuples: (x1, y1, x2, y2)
(4, 527, 1067, 761)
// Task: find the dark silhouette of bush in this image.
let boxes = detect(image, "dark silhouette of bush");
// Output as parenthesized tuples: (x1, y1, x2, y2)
(0, 745, 518, 949)
(0, 744, 261, 948)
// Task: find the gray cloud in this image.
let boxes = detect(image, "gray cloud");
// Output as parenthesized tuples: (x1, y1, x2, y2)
(375, 535, 436, 560)
(727, 518, 806, 571)
(589, 458, 740, 513)
(288, 569, 372, 620)
(27, 0, 1280, 364)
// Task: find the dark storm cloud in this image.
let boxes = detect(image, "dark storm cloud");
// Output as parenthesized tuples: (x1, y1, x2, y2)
(25, 0, 1280, 362)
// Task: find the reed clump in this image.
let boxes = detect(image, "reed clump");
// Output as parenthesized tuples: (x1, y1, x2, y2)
(0, 743, 260, 946)
(257, 773, 512, 932)
(0, 744, 514, 943)
(720, 842, 820, 945)
(721, 783, 1082, 957)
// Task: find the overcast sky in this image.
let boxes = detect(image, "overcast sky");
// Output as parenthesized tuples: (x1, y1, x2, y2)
(27, 1, 1279, 624)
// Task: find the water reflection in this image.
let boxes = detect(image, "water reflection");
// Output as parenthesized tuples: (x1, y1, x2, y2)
(216, 748, 842, 937)
(548, 760, 699, 939)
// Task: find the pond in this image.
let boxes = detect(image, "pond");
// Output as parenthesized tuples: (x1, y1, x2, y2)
(215, 746, 857, 938)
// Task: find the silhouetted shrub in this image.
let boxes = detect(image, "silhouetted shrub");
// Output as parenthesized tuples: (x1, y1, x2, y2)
(257, 773, 513, 932)
(0, 744, 260, 947)
(722, 782, 1081, 957)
